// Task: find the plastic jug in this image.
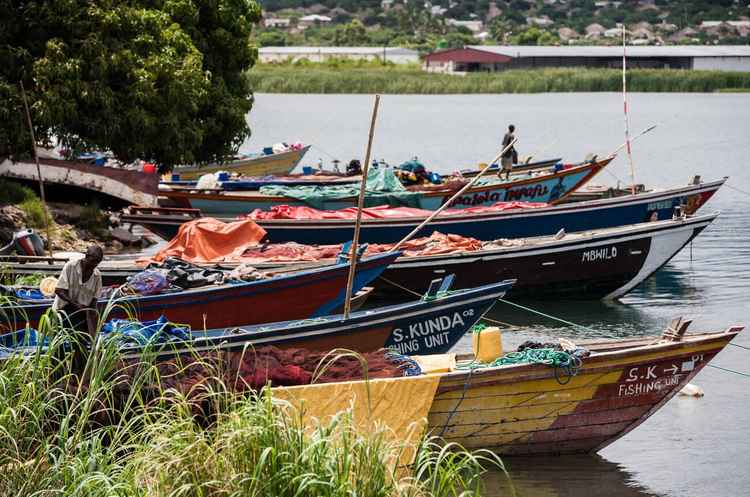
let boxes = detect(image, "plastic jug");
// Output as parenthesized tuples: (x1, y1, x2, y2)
(472, 326, 503, 363)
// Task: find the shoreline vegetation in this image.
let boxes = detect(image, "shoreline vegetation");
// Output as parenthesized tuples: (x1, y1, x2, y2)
(247, 61, 750, 94)
(0, 307, 501, 496)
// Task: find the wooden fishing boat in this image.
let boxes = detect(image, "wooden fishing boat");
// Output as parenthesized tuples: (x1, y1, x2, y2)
(0, 157, 158, 206)
(174, 145, 311, 180)
(427, 321, 742, 455)
(123, 177, 726, 244)
(372, 212, 718, 301)
(158, 159, 610, 215)
(0, 252, 398, 333)
(268, 320, 742, 456)
(0, 279, 515, 360)
(5, 213, 718, 303)
(113, 279, 514, 359)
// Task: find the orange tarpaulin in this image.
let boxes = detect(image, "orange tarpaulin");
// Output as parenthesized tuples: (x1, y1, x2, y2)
(151, 217, 268, 263)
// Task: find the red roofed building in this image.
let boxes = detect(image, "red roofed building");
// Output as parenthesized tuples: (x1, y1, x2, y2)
(423, 47, 512, 73)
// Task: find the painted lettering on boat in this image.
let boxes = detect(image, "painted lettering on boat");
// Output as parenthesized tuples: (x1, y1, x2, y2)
(646, 199, 675, 211)
(389, 312, 466, 354)
(504, 184, 550, 202)
(618, 375, 680, 397)
(581, 246, 617, 262)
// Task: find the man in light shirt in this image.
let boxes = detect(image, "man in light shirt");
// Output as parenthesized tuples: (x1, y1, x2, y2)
(54, 245, 104, 339)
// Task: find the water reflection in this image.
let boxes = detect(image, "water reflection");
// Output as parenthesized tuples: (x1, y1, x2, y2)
(483, 455, 660, 497)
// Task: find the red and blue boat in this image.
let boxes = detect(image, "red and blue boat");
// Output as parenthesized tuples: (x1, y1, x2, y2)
(0, 252, 398, 333)
(126, 177, 725, 244)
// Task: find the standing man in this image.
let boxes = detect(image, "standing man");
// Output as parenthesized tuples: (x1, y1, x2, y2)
(53, 245, 104, 340)
(500, 124, 517, 180)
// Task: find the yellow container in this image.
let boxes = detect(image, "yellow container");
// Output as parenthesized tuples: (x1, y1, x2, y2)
(478, 162, 489, 170)
(472, 326, 503, 363)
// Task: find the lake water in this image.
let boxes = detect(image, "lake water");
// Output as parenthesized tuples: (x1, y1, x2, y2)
(245, 93, 750, 497)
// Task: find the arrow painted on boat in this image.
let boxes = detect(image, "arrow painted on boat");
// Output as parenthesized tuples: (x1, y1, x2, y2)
(664, 364, 679, 375)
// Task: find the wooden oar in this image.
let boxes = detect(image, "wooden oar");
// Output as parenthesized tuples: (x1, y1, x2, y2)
(20, 81, 53, 256)
(343, 95, 381, 319)
(388, 137, 517, 253)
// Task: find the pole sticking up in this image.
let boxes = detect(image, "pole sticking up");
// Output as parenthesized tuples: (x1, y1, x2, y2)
(343, 94, 381, 319)
(609, 124, 657, 158)
(388, 137, 517, 253)
(19, 81, 53, 256)
(622, 25, 637, 195)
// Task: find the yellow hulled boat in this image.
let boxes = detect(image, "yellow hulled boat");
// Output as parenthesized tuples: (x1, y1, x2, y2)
(177, 145, 310, 179)
(276, 319, 742, 457)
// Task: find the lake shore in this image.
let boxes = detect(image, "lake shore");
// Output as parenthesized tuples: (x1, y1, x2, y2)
(247, 64, 750, 94)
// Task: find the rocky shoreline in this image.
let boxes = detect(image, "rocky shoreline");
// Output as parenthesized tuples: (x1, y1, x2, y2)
(0, 202, 154, 254)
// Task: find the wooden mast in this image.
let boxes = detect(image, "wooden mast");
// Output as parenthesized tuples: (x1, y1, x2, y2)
(389, 137, 517, 253)
(20, 81, 53, 256)
(622, 25, 637, 195)
(343, 95, 381, 319)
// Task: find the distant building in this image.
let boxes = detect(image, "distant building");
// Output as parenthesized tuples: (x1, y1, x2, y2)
(423, 45, 750, 73)
(298, 15, 332, 28)
(259, 46, 420, 64)
(446, 19, 484, 34)
(264, 18, 291, 29)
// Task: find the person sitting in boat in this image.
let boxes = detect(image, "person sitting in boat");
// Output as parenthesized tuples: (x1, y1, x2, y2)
(395, 158, 432, 186)
(499, 124, 517, 180)
(53, 245, 104, 339)
(346, 159, 362, 176)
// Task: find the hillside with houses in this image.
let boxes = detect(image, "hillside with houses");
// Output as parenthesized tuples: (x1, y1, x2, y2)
(255, 0, 750, 49)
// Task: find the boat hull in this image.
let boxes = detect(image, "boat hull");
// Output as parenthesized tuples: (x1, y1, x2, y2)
(175, 146, 310, 179)
(113, 281, 515, 360)
(429, 329, 741, 455)
(0, 158, 158, 206)
(160, 160, 608, 215)
(374, 214, 717, 301)
(0, 253, 398, 333)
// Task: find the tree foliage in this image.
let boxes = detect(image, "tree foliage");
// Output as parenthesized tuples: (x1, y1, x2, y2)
(0, 0, 261, 166)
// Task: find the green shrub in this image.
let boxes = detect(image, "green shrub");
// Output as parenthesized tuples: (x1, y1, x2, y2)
(0, 179, 36, 205)
(19, 197, 48, 229)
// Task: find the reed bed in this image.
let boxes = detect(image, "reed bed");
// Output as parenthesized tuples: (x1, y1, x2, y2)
(247, 66, 750, 94)
(0, 303, 503, 497)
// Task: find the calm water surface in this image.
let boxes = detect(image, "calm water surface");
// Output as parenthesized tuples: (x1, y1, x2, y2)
(244, 93, 750, 497)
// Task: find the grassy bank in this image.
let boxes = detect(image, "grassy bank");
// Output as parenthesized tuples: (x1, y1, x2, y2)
(247, 64, 750, 94)
(0, 305, 501, 497)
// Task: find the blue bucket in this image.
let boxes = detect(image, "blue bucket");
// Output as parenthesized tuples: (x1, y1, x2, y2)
(263, 147, 274, 155)
(171, 173, 181, 182)
(302, 166, 313, 175)
(217, 172, 230, 182)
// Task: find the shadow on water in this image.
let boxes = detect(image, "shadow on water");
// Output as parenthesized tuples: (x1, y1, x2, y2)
(483, 454, 661, 497)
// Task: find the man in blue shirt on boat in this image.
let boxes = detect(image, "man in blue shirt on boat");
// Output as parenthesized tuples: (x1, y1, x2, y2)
(500, 124, 517, 180)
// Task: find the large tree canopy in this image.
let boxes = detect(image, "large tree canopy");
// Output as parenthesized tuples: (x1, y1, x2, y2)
(0, 0, 261, 166)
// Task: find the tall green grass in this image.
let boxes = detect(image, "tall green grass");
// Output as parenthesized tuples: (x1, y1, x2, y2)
(0, 301, 503, 496)
(247, 66, 750, 94)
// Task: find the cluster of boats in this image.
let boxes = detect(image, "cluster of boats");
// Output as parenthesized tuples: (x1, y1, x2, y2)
(0, 143, 743, 457)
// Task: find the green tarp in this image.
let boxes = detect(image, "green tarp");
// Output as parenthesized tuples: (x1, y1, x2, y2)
(259, 167, 422, 209)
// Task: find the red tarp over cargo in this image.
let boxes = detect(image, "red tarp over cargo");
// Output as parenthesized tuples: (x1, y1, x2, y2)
(245, 201, 547, 221)
(239, 232, 483, 264)
(151, 217, 268, 263)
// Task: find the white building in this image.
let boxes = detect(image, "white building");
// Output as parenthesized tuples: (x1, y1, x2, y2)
(264, 18, 291, 29)
(298, 15, 332, 28)
(259, 46, 420, 65)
